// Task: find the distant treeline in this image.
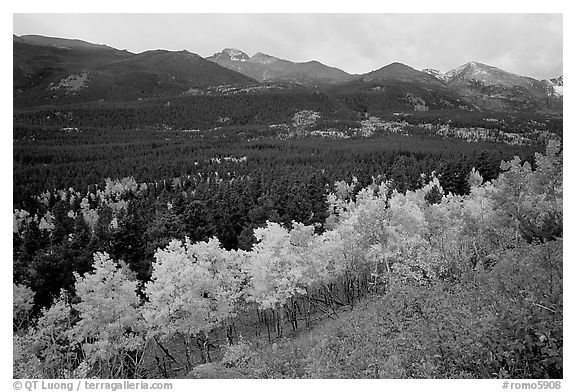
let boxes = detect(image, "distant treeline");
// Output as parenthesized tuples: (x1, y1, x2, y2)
(14, 124, 538, 211)
(14, 91, 563, 133)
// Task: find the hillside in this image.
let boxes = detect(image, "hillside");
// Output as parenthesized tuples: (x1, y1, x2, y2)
(424, 61, 563, 112)
(13, 36, 257, 107)
(325, 64, 472, 114)
(14, 35, 563, 115)
(13, 139, 563, 379)
(207, 48, 356, 86)
(16, 34, 117, 50)
(363, 62, 447, 88)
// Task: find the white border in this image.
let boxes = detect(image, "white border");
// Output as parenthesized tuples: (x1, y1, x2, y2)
(3, 3, 571, 391)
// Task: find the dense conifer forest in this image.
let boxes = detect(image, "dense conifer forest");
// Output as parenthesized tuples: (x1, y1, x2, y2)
(13, 89, 562, 379)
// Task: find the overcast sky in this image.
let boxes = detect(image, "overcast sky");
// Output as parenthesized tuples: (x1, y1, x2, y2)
(13, 13, 563, 79)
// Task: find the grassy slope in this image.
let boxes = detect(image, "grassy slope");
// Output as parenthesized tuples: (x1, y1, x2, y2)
(216, 239, 562, 379)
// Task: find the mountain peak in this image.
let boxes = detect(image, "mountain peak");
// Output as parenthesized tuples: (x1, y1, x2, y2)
(388, 61, 410, 67)
(464, 61, 498, 71)
(550, 75, 563, 86)
(208, 48, 250, 62)
(363, 62, 445, 87)
(545, 75, 563, 96)
(207, 49, 352, 85)
(16, 34, 115, 51)
(376, 62, 415, 72)
(221, 48, 250, 61)
(446, 61, 532, 88)
(422, 68, 451, 82)
(250, 52, 279, 64)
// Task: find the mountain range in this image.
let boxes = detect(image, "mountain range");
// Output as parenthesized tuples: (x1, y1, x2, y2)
(423, 62, 562, 111)
(13, 35, 257, 107)
(206, 48, 356, 85)
(13, 35, 562, 113)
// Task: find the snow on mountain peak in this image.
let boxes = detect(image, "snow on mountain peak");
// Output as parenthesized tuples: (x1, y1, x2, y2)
(550, 76, 563, 87)
(443, 61, 532, 88)
(221, 48, 250, 61)
(445, 62, 473, 79)
(545, 76, 563, 96)
(422, 68, 450, 82)
(552, 85, 563, 96)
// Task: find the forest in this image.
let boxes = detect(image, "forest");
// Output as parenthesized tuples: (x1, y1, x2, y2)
(12, 90, 562, 379)
(13, 139, 562, 378)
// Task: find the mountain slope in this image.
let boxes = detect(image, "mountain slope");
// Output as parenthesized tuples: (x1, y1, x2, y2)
(447, 61, 540, 89)
(207, 49, 356, 85)
(14, 36, 257, 107)
(325, 62, 472, 113)
(421, 68, 450, 82)
(424, 62, 562, 112)
(17, 34, 117, 51)
(363, 62, 447, 88)
(13, 35, 562, 114)
(14, 36, 131, 106)
(545, 76, 563, 97)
